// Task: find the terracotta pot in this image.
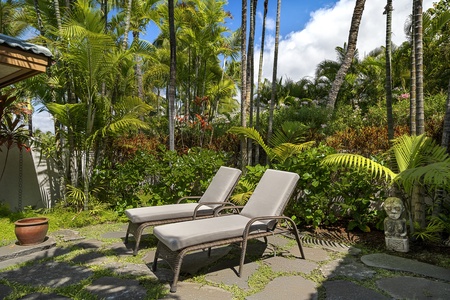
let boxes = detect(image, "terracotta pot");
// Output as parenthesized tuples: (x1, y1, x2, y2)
(14, 217, 49, 246)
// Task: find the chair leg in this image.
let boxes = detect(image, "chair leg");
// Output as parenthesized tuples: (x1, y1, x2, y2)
(131, 222, 149, 256)
(238, 238, 249, 277)
(170, 249, 188, 293)
(288, 220, 305, 259)
(152, 247, 159, 272)
(124, 222, 130, 244)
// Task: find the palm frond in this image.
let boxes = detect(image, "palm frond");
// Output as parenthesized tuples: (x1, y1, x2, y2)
(322, 153, 397, 181)
(273, 142, 315, 163)
(270, 121, 308, 147)
(227, 126, 273, 159)
(397, 160, 450, 193)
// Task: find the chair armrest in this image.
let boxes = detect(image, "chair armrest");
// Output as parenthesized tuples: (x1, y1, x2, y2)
(214, 204, 244, 216)
(243, 215, 296, 239)
(177, 196, 202, 204)
(192, 202, 232, 219)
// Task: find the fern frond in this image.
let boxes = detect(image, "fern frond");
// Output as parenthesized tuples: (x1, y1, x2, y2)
(322, 153, 397, 181)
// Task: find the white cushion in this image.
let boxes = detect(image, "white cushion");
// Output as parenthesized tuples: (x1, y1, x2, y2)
(125, 203, 212, 223)
(153, 215, 267, 251)
(125, 166, 241, 223)
(199, 166, 242, 205)
(241, 169, 299, 219)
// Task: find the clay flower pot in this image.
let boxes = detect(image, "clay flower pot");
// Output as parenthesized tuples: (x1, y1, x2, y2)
(14, 217, 49, 246)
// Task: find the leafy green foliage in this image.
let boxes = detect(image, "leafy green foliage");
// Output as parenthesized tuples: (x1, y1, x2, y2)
(278, 144, 386, 230)
(228, 123, 314, 164)
(92, 147, 230, 213)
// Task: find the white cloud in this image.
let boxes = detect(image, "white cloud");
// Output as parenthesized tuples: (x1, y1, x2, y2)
(257, 0, 434, 81)
(257, 11, 276, 32)
(33, 109, 54, 134)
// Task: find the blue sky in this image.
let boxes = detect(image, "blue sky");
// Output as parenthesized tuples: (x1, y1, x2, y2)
(224, 0, 339, 37)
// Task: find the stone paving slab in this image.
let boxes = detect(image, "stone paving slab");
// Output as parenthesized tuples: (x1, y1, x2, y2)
(321, 256, 376, 280)
(0, 237, 56, 262)
(377, 276, 450, 299)
(104, 261, 155, 277)
(160, 282, 233, 300)
(0, 283, 12, 299)
(71, 238, 103, 250)
(246, 276, 318, 300)
(361, 253, 450, 281)
(71, 250, 110, 265)
(85, 276, 148, 299)
(322, 280, 389, 300)
(288, 245, 330, 261)
(263, 256, 318, 274)
(205, 260, 260, 289)
(0, 261, 93, 288)
(0, 246, 71, 270)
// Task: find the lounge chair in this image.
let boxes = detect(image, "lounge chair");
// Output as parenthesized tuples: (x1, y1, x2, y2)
(152, 169, 305, 292)
(125, 166, 242, 255)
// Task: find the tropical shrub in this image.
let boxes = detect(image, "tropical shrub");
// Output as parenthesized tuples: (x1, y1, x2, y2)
(92, 147, 230, 214)
(278, 144, 386, 231)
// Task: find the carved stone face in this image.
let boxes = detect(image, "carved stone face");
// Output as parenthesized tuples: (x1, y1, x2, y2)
(384, 197, 404, 220)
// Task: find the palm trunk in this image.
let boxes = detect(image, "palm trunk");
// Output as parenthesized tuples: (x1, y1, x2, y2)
(385, 0, 394, 141)
(441, 78, 450, 152)
(255, 0, 269, 165)
(327, 0, 366, 110)
(168, 0, 176, 151)
(267, 0, 281, 154)
(247, 0, 257, 165)
(133, 31, 144, 100)
(122, 0, 133, 50)
(409, 3, 417, 136)
(240, 0, 248, 170)
(414, 0, 425, 134)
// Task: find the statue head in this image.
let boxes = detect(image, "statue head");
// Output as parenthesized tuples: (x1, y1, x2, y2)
(383, 197, 404, 220)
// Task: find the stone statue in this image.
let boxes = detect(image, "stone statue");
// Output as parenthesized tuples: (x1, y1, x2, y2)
(383, 197, 409, 252)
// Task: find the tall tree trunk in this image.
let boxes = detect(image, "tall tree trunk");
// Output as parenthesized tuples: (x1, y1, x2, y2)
(33, 0, 45, 35)
(240, 0, 248, 170)
(255, 0, 269, 165)
(122, 0, 133, 50)
(327, 0, 366, 110)
(247, 0, 257, 165)
(385, 0, 394, 141)
(409, 1, 417, 135)
(441, 78, 450, 152)
(53, 0, 62, 32)
(415, 0, 424, 134)
(168, 0, 176, 151)
(133, 31, 144, 100)
(267, 0, 281, 153)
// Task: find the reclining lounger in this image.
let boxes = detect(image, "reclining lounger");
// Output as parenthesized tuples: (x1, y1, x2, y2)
(153, 169, 305, 292)
(125, 166, 242, 255)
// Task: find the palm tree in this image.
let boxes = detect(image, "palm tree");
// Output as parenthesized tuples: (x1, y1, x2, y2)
(246, 0, 257, 165)
(0, 0, 27, 36)
(414, 0, 424, 134)
(323, 134, 450, 234)
(443, 80, 450, 152)
(385, 0, 394, 141)
(255, 0, 269, 164)
(267, 0, 281, 154)
(168, 0, 176, 151)
(240, 0, 248, 169)
(327, 0, 366, 110)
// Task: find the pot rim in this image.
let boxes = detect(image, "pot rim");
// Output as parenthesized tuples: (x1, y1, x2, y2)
(14, 217, 49, 226)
